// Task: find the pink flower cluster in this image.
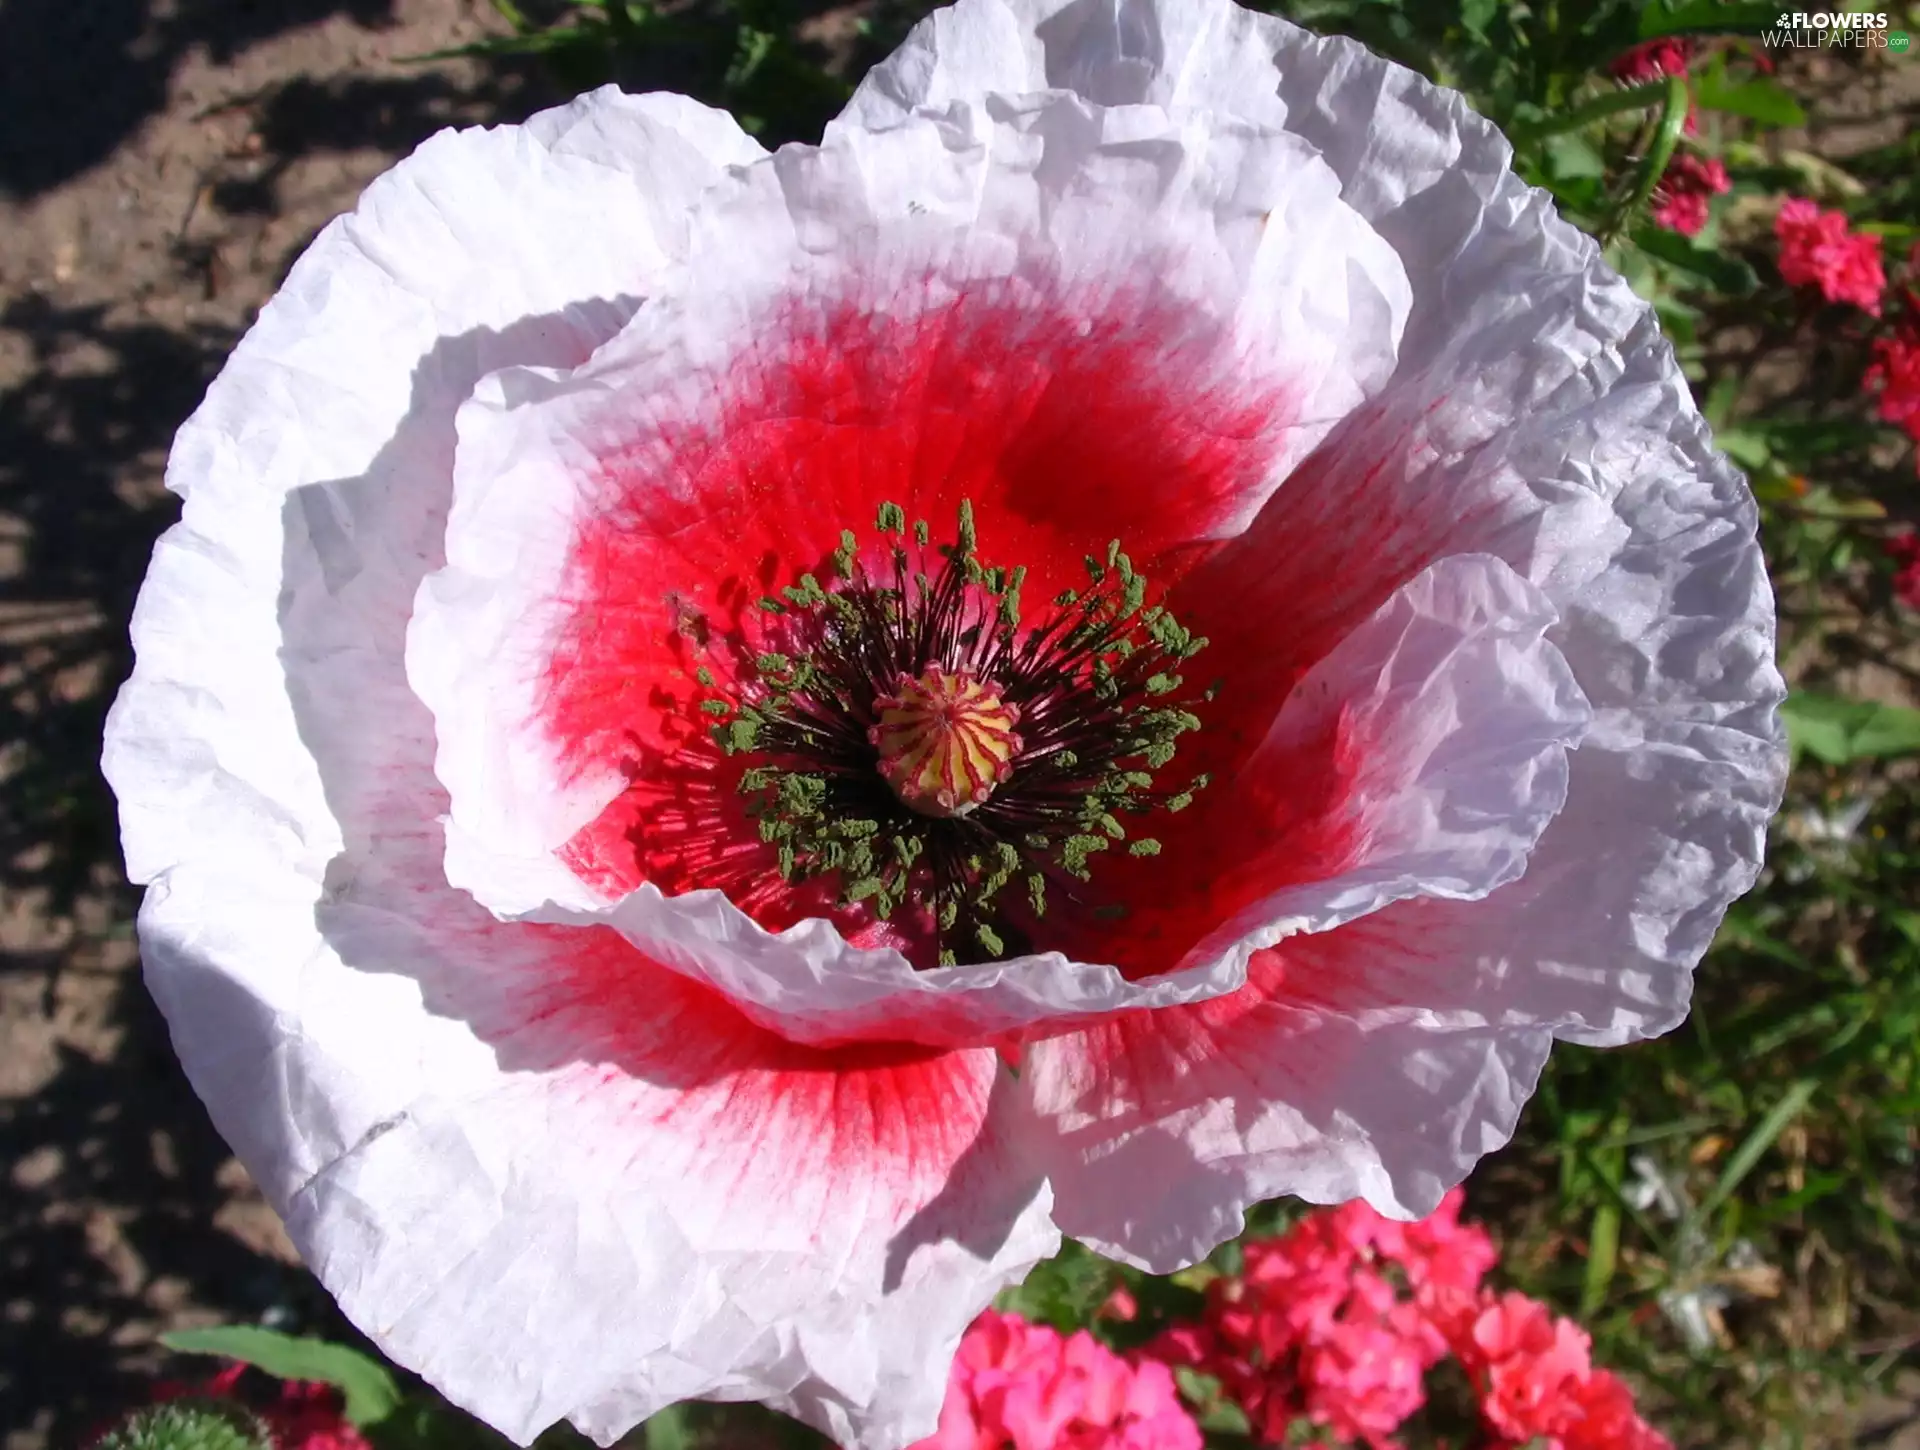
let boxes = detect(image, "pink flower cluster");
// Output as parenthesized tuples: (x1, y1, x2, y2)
(1775, 199, 1887, 314)
(1142, 1192, 1670, 1450)
(1650, 155, 1730, 238)
(914, 1310, 1202, 1450)
(1865, 243, 1920, 487)
(1453, 1294, 1669, 1450)
(1870, 325, 1920, 439)
(1610, 38, 1698, 133)
(1885, 530, 1920, 611)
(147, 1366, 370, 1450)
(1610, 37, 1692, 85)
(124, 1209, 1672, 1450)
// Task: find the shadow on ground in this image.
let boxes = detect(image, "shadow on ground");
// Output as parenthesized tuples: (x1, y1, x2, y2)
(0, 0, 401, 199)
(0, 9, 546, 1441)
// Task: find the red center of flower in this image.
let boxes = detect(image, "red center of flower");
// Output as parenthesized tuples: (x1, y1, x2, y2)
(870, 665, 1022, 818)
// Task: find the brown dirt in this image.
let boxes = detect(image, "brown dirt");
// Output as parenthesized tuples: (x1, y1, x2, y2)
(0, 4, 551, 1444)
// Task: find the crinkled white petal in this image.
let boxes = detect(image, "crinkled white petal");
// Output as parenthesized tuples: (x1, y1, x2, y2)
(408, 90, 1425, 1041)
(856, 0, 1787, 1028)
(446, 551, 1589, 1050)
(854, 0, 1783, 1263)
(105, 91, 1068, 1450)
(1022, 975, 1556, 1271)
(140, 854, 1059, 1448)
(1175, 552, 1592, 967)
(411, 90, 1409, 920)
(106, 88, 763, 890)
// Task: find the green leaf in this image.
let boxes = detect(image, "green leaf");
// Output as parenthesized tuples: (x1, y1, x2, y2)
(1713, 427, 1770, 469)
(1639, 1, 1781, 40)
(1580, 1200, 1622, 1317)
(1694, 73, 1806, 127)
(1198, 1399, 1253, 1436)
(486, 0, 532, 30)
(993, 1239, 1116, 1331)
(1690, 1079, 1819, 1225)
(1545, 133, 1607, 180)
(1751, 1170, 1849, 1223)
(1748, 416, 1888, 460)
(1606, 75, 1692, 241)
(1702, 374, 1742, 430)
(1459, 0, 1499, 38)
(1506, 78, 1674, 145)
(160, 1328, 402, 1428)
(642, 1406, 696, 1450)
(1781, 691, 1920, 765)
(1630, 226, 1761, 295)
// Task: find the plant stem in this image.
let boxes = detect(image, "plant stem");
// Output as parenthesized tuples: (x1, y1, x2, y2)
(1506, 77, 1677, 145)
(1602, 74, 1692, 244)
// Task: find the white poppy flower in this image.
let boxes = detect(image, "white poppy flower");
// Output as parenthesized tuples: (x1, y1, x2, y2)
(102, 0, 1787, 1445)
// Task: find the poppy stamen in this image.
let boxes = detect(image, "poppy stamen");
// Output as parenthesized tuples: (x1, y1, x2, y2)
(703, 501, 1213, 966)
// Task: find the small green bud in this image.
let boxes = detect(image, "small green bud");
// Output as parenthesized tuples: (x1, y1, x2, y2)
(94, 1403, 271, 1450)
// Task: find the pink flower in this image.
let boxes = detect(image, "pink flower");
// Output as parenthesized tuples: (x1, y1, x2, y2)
(1456, 1293, 1593, 1444)
(258, 1385, 372, 1450)
(1563, 1369, 1674, 1450)
(1097, 1286, 1139, 1323)
(921, 1311, 1201, 1450)
(1442, 1290, 1670, 1450)
(1886, 532, 1920, 611)
(100, 0, 1786, 1441)
(1611, 38, 1692, 84)
(1776, 198, 1887, 313)
(1298, 1318, 1427, 1446)
(1867, 324, 1920, 444)
(1237, 1222, 1366, 1349)
(1149, 1200, 1667, 1449)
(1370, 1187, 1498, 1300)
(1145, 1200, 1489, 1445)
(1610, 40, 1698, 133)
(1650, 155, 1730, 238)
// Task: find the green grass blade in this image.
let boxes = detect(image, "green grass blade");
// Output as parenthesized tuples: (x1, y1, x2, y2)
(1690, 1079, 1819, 1228)
(1580, 1200, 1622, 1317)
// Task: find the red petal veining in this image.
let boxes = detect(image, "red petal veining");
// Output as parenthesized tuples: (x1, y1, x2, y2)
(516, 925, 1014, 1228)
(541, 277, 1303, 941)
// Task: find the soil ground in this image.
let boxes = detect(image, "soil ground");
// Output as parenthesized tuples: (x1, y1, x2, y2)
(0, 4, 549, 1443)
